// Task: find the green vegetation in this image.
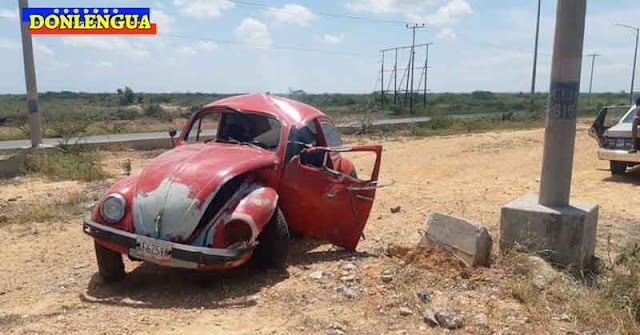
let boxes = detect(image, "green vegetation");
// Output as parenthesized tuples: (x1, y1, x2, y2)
(25, 148, 109, 182)
(502, 243, 640, 333)
(369, 111, 546, 138)
(0, 88, 631, 141)
(0, 191, 93, 227)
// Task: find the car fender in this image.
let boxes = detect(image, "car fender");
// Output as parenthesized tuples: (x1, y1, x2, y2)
(195, 182, 279, 248)
(91, 175, 138, 232)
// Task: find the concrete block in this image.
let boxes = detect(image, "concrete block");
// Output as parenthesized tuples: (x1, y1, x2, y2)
(418, 212, 493, 267)
(500, 195, 598, 269)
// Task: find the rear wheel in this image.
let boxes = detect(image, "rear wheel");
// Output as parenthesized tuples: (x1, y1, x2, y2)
(252, 208, 290, 270)
(94, 242, 125, 282)
(610, 161, 627, 175)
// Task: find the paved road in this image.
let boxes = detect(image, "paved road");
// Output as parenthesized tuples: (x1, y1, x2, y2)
(0, 112, 518, 151)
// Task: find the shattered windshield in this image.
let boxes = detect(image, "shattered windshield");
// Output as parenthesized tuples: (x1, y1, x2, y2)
(184, 110, 281, 151)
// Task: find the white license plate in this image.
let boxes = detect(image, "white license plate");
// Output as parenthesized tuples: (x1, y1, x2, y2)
(136, 237, 172, 263)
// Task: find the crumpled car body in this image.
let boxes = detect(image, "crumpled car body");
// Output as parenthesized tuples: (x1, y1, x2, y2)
(83, 93, 383, 280)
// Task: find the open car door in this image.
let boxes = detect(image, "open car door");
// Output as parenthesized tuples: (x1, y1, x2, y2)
(279, 145, 382, 251)
(589, 106, 631, 145)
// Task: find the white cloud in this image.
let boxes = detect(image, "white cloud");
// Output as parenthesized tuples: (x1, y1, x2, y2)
(62, 36, 148, 60)
(198, 41, 218, 51)
(34, 42, 54, 56)
(266, 4, 315, 27)
(173, 0, 234, 19)
(426, 0, 472, 27)
(0, 8, 18, 20)
(346, 0, 444, 15)
(0, 37, 19, 50)
(177, 46, 198, 55)
(322, 33, 345, 44)
(436, 28, 457, 40)
(153, 8, 175, 33)
(236, 18, 271, 49)
(96, 61, 114, 68)
(177, 41, 218, 56)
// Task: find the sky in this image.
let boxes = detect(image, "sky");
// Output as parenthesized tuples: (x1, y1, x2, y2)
(0, 0, 638, 94)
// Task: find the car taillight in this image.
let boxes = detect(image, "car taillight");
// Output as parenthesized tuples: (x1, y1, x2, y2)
(223, 220, 253, 248)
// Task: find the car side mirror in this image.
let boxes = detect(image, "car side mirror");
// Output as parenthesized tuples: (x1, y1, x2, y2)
(168, 127, 177, 147)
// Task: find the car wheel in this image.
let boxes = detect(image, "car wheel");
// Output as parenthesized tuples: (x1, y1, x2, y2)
(94, 242, 125, 282)
(253, 208, 290, 270)
(610, 161, 627, 175)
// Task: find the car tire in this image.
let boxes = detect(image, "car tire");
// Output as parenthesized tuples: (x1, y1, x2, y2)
(94, 242, 125, 282)
(253, 208, 290, 270)
(610, 161, 627, 175)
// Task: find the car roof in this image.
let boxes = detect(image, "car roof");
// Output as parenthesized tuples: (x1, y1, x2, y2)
(204, 93, 327, 127)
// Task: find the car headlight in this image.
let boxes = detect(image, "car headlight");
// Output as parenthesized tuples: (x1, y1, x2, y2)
(100, 194, 126, 223)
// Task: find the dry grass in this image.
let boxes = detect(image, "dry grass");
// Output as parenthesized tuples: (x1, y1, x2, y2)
(24, 148, 109, 182)
(498, 250, 640, 334)
(1, 191, 92, 227)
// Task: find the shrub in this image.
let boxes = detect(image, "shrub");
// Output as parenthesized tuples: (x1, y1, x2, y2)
(25, 148, 108, 182)
(114, 108, 138, 120)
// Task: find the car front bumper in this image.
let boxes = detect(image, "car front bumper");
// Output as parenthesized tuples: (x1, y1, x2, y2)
(83, 219, 255, 268)
(597, 148, 640, 163)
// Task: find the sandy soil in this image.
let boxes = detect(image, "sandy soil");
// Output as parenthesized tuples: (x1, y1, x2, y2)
(1, 123, 639, 334)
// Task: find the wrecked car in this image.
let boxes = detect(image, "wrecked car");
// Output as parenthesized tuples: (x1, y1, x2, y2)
(589, 104, 639, 174)
(83, 93, 383, 281)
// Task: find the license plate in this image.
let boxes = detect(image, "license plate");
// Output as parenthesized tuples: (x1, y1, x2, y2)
(135, 237, 172, 263)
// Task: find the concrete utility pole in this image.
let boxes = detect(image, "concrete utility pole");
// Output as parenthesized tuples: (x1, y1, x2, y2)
(501, 0, 598, 270)
(380, 51, 385, 108)
(616, 24, 639, 105)
(587, 53, 601, 97)
(393, 48, 398, 104)
(18, 0, 42, 148)
(530, 0, 542, 95)
(423, 43, 433, 108)
(539, 0, 585, 206)
(406, 23, 425, 114)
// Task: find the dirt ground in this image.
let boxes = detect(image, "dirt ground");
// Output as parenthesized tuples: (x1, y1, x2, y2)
(1, 122, 639, 335)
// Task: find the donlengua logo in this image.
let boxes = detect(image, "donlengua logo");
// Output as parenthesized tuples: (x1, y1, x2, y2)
(21, 7, 157, 35)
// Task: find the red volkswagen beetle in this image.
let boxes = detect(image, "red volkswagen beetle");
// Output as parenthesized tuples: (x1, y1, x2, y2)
(83, 93, 383, 281)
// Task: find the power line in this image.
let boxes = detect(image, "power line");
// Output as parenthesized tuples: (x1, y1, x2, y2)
(159, 33, 376, 57)
(229, 0, 412, 25)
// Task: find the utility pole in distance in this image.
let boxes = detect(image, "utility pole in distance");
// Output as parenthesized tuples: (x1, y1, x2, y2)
(531, 0, 542, 96)
(616, 24, 639, 104)
(423, 43, 434, 108)
(587, 53, 601, 97)
(18, 0, 42, 148)
(501, 0, 598, 270)
(393, 47, 398, 104)
(406, 23, 425, 114)
(380, 51, 385, 108)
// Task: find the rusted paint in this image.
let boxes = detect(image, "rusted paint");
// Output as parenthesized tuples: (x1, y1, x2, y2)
(88, 93, 383, 271)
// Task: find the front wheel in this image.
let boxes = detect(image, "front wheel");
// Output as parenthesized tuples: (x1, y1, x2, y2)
(94, 242, 125, 282)
(252, 208, 290, 270)
(610, 161, 627, 175)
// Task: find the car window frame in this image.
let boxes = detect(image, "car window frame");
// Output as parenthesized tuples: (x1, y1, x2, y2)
(181, 107, 284, 151)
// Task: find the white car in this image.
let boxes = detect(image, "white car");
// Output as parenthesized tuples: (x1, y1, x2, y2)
(589, 105, 639, 174)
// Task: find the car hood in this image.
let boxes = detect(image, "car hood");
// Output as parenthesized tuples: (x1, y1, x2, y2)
(604, 123, 634, 138)
(132, 143, 278, 242)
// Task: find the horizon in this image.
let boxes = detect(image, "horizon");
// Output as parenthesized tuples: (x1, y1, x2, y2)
(0, 0, 638, 94)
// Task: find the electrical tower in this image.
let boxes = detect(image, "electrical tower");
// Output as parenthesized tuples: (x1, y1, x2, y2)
(377, 25, 431, 115)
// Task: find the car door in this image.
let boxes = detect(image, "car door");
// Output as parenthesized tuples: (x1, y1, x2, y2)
(589, 106, 633, 145)
(278, 145, 382, 251)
